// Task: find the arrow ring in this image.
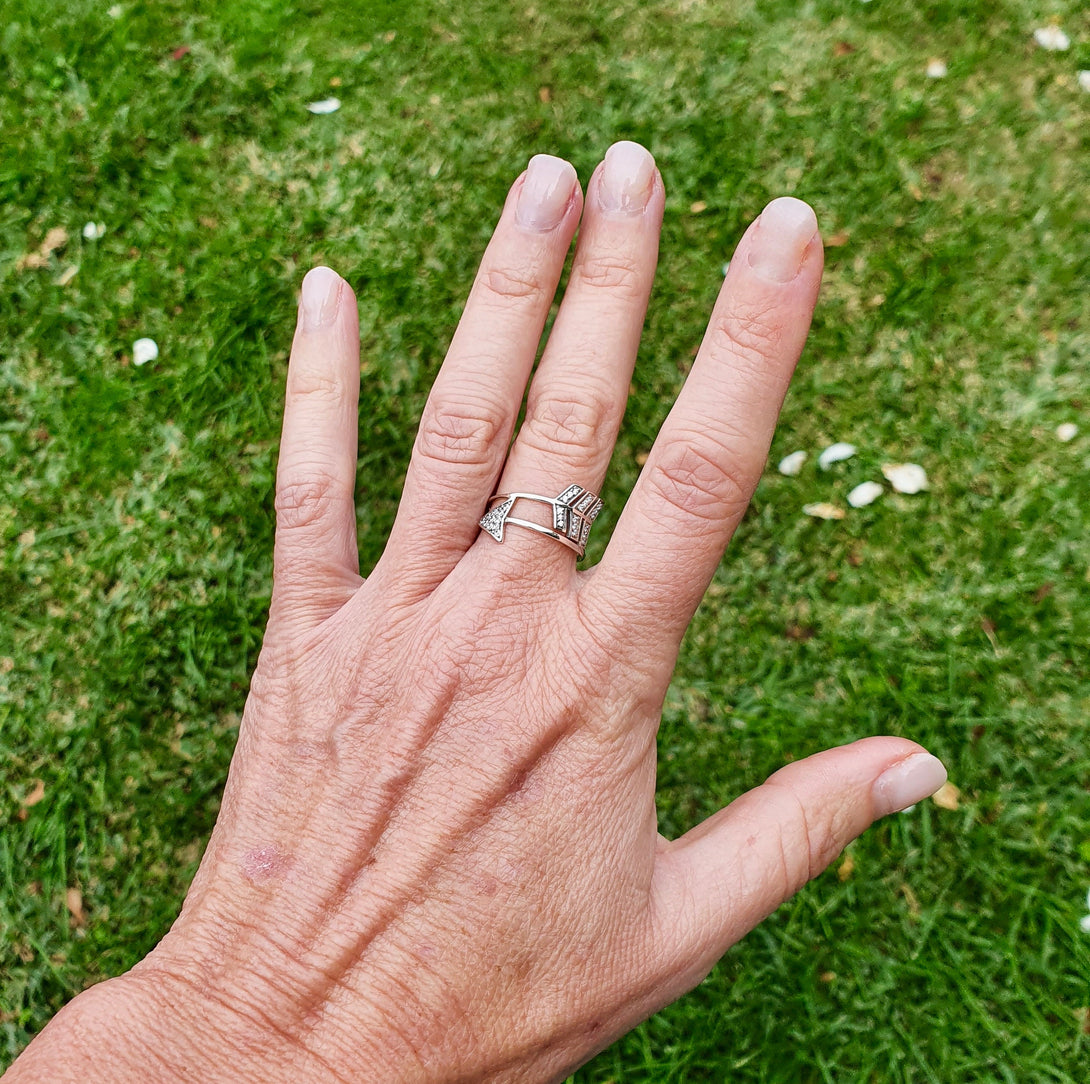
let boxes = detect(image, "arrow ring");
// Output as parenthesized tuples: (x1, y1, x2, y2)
(478, 484, 603, 558)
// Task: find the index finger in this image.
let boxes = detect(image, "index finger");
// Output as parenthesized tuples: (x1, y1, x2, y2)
(581, 197, 822, 648)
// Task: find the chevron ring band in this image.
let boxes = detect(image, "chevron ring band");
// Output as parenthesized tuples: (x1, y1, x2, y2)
(479, 484, 603, 558)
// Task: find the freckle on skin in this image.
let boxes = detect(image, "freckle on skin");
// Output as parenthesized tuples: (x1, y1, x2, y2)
(240, 845, 293, 885)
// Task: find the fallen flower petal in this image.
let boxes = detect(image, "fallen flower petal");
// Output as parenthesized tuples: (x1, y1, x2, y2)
(66, 887, 86, 927)
(931, 781, 960, 810)
(847, 481, 883, 507)
(803, 502, 845, 520)
(778, 450, 807, 476)
(41, 226, 68, 253)
(882, 462, 929, 493)
(900, 883, 921, 917)
(1081, 914, 1090, 934)
(1033, 26, 1070, 51)
(1079, 71, 1090, 92)
(82, 221, 106, 240)
(22, 780, 45, 808)
(306, 97, 341, 114)
(132, 338, 159, 366)
(17, 226, 69, 270)
(818, 442, 856, 469)
(926, 58, 947, 78)
(1056, 422, 1078, 442)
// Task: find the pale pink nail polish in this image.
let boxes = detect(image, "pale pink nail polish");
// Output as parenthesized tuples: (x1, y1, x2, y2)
(598, 140, 655, 215)
(872, 753, 948, 816)
(746, 197, 819, 283)
(300, 266, 342, 329)
(516, 155, 578, 231)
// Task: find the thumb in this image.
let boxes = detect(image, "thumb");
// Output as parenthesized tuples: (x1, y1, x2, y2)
(652, 737, 946, 991)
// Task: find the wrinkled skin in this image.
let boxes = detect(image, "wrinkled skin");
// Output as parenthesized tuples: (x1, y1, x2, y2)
(5, 143, 944, 1083)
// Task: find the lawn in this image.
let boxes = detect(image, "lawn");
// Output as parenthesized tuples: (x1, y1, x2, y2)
(2, 0, 1089, 1079)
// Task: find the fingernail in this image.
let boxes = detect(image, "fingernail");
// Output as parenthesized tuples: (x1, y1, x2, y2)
(872, 753, 948, 816)
(516, 155, 577, 231)
(746, 197, 819, 283)
(598, 140, 655, 215)
(300, 266, 342, 330)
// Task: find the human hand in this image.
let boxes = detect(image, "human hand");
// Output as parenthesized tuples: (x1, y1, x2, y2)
(5, 141, 946, 1083)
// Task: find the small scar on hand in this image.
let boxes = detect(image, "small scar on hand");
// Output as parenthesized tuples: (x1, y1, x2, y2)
(240, 845, 293, 885)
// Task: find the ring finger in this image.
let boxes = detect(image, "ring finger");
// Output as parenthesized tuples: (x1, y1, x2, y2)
(482, 140, 665, 576)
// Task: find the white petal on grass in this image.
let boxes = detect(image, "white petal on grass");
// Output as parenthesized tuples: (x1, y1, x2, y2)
(881, 462, 929, 494)
(721, 260, 731, 276)
(82, 221, 106, 240)
(108, 3, 123, 16)
(1056, 422, 1078, 442)
(847, 481, 884, 508)
(803, 502, 845, 521)
(306, 97, 342, 114)
(1081, 914, 1090, 934)
(778, 450, 807, 476)
(1086, 886, 1090, 912)
(132, 338, 159, 366)
(1033, 26, 1070, 52)
(818, 442, 856, 470)
(926, 58, 948, 79)
(1079, 71, 1090, 93)
(900, 804, 916, 815)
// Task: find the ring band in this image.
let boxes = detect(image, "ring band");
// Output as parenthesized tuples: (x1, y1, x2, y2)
(479, 484, 603, 558)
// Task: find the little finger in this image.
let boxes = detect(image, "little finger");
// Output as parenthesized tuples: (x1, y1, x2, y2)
(272, 267, 363, 628)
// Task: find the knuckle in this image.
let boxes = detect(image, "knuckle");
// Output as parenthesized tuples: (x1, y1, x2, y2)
(709, 302, 784, 360)
(645, 437, 752, 524)
(480, 263, 547, 303)
(414, 398, 505, 468)
(573, 251, 645, 300)
(521, 384, 616, 454)
(286, 368, 347, 406)
(766, 778, 847, 893)
(565, 608, 621, 697)
(275, 473, 344, 532)
(422, 580, 534, 700)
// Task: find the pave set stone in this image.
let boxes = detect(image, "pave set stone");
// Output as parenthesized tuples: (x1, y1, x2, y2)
(479, 485, 602, 556)
(552, 485, 602, 545)
(479, 496, 516, 542)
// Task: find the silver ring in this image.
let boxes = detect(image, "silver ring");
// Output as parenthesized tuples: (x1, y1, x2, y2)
(479, 484, 603, 558)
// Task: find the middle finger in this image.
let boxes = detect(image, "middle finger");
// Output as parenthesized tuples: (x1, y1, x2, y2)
(483, 141, 664, 575)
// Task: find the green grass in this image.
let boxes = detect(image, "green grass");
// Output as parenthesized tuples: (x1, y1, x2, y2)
(2, 0, 1089, 1078)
